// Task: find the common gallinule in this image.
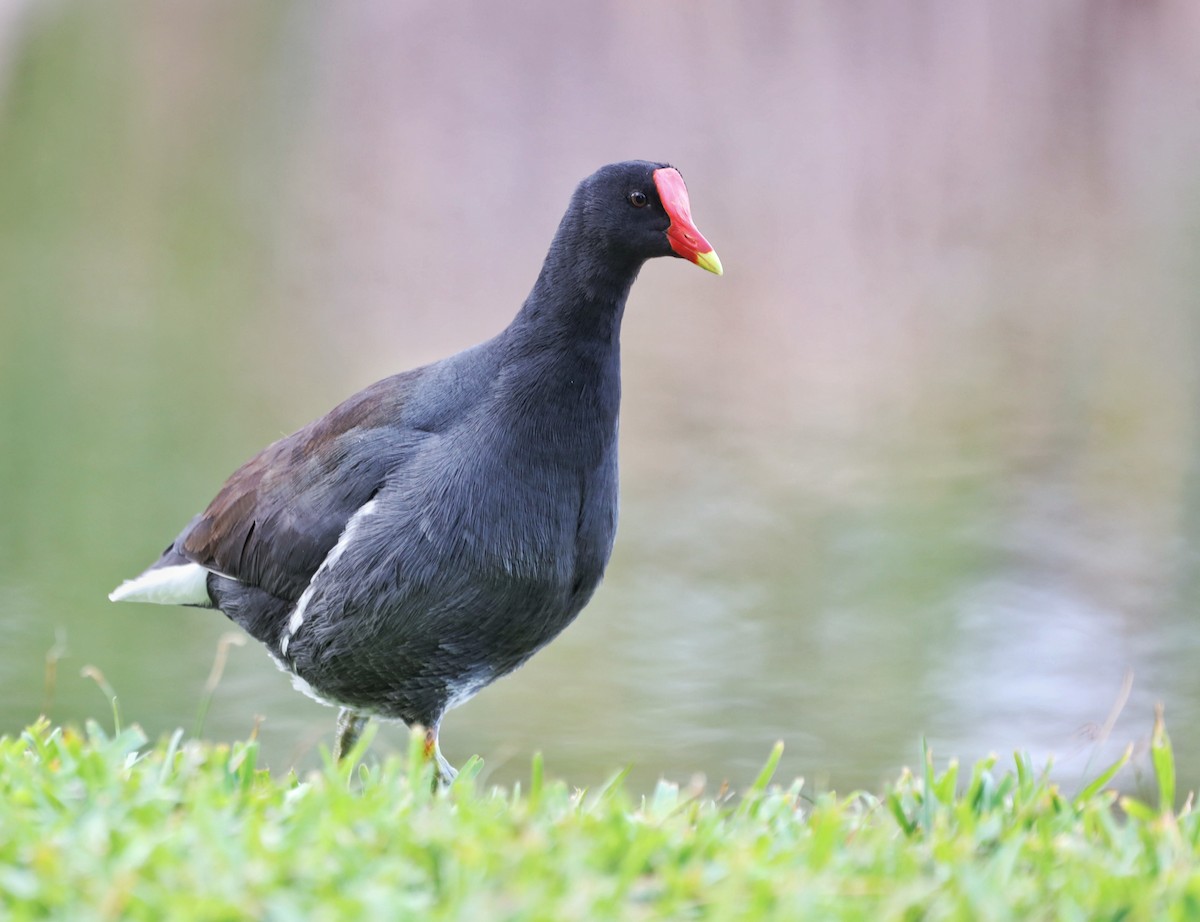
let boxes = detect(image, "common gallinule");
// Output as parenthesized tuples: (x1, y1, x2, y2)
(110, 161, 721, 781)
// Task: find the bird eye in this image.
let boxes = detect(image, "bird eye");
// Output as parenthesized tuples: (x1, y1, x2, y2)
(628, 190, 649, 208)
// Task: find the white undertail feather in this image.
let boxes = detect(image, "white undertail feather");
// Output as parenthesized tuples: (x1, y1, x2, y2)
(108, 563, 212, 606)
(444, 667, 495, 711)
(280, 498, 380, 657)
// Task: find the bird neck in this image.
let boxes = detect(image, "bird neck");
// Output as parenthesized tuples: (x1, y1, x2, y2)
(509, 210, 642, 351)
(491, 215, 637, 445)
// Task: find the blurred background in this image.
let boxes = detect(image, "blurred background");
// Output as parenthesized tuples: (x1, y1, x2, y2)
(2, 0, 1199, 795)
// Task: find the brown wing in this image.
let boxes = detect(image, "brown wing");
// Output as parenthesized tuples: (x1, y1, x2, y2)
(181, 372, 420, 601)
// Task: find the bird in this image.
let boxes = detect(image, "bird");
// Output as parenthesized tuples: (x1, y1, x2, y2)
(109, 160, 722, 782)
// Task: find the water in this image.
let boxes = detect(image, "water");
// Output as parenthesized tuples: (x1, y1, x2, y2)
(2, 1, 1199, 795)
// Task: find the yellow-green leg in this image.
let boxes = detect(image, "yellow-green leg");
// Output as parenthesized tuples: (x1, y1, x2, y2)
(424, 724, 458, 786)
(334, 708, 367, 762)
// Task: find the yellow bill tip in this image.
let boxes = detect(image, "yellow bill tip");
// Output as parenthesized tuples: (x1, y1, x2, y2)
(694, 249, 723, 276)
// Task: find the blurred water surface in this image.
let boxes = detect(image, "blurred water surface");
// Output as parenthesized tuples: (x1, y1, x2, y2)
(2, 1, 1199, 794)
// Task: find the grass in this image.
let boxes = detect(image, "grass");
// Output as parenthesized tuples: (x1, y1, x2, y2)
(1, 710, 1198, 921)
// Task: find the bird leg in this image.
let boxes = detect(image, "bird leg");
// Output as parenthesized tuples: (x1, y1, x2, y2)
(423, 724, 458, 786)
(334, 708, 367, 761)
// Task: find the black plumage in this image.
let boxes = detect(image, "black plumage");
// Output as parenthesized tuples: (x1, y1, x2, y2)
(111, 161, 721, 779)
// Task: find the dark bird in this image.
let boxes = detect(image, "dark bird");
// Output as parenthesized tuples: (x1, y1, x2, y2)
(110, 161, 721, 781)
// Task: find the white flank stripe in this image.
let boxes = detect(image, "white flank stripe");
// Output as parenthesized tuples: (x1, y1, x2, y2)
(109, 563, 212, 606)
(280, 498, 379, 658)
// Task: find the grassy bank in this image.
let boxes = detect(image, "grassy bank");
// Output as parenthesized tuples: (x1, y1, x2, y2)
(1, 716, 1196, 920)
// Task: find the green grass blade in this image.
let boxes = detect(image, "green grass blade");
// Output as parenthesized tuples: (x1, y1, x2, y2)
(528, 750, 544, 811)
(750, 740, 785, 796)
(921, 738, 936, 832)
(1072, 744, 1130, 807)
(1151, 704, 1175, 814)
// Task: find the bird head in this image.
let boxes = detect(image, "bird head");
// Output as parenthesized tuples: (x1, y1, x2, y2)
(573, 161, 723, 276)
